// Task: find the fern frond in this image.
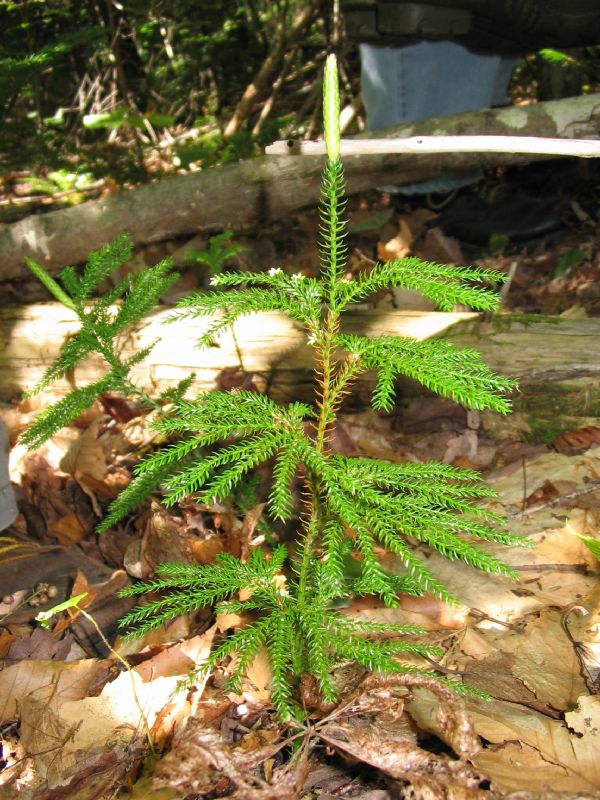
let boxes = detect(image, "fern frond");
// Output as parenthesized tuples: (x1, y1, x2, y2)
(319, 518, 349, 601)
(299, 606, 337, 702)
(132, 435, 207, 475)
(218, 617, 272, 694)
(210, 270, 323, 324)
(136, 432, 290, 510)
(152, 391, 310, 439)
(157, 374, 196, 405)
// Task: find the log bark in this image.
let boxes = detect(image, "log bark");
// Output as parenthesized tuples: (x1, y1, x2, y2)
(1, 94, 599, 282)
(2, 304, 600, 441)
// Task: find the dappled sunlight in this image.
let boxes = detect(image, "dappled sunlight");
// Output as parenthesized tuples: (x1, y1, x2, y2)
(361, 308, 478, 342)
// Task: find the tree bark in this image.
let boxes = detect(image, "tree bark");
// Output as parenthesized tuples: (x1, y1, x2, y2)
(1, 94, 599, 283)
(2, 304, 600, 441)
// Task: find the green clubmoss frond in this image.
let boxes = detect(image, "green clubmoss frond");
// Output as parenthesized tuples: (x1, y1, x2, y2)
(339, 334, 517, 413)
(20, 375, 116, 449)
(97, 455, 185, 533)
(77, 233, 133, 300)
(340, 258, 506, 311)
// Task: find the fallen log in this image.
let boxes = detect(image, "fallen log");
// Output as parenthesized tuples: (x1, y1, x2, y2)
(1, 93, 599, 282)
(2, 304, 599, 442)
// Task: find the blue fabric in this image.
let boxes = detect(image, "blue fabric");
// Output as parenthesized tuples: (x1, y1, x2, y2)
(360, 41, 517, 194)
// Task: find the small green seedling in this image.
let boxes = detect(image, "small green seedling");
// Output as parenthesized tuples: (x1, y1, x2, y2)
(185, 230, 247, 276)
(36, 592, 89, 629)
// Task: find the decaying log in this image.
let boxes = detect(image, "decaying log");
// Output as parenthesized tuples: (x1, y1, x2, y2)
(1, 93, 599, 282)
(2, 304, 600, 441)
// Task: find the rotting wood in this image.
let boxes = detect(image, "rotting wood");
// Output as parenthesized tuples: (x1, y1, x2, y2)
(1, 93, 599, 282)
(2, 304, 600, 441)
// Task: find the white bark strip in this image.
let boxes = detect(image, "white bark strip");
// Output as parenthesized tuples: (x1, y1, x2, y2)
(266, 135, 600, 158)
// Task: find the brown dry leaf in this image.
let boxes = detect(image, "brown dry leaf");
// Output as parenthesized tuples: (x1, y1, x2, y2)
(377, 218, 413, 262)
(500, 608, 588, 711)
(19, 684, 82, 788)
(442, 429, 479, 466)
(470, 695, 600, 793)
(0, 659, 109, 724)
(190, 535, 225, 565)
(142, 627, 217, 747)
(134, 627, 216, 682)
(398, 593, 470, 630)
(488, 449, 600, 521)
(141, 501, 198, 572)
(566, 506, 600, 538)
(52, 568, 130, 635)
(564, 582, 600, 692)
(333, 413, 399, 462)
(115, 614, 192, 657)
(56, 628, 215, 756)
(473, 741, 588, 795)
(402, 207, 437, 237)
(457, 628, 496, 661)
(17, 692, 125, 800)
(0, 628, 15, 658)
(216, 608, 248, 632)
(59, 419, 107, 481)
(243, 648, 272, 703)
(445, 610, 587, 714)
(409, 691, 600, 794)
(554, 425, 600, 455)
(415, 226, 464, 265)
(389, 550, 540, 624)
(6, 626, 74, 662)
(345, 591, 469, 632)
(50, 512, 86, 544)
(239, 502, 266, 561)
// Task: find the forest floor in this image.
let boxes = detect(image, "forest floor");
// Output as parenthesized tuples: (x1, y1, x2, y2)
(1, 157, 600, 799)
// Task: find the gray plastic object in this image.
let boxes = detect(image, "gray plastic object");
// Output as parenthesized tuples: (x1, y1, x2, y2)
(0, 419, 18, 531)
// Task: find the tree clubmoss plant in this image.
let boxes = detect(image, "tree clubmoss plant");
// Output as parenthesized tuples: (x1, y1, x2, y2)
(118, 55, 527, 718)
(21, 235, 178, 449)
(22, 55, 529, 721)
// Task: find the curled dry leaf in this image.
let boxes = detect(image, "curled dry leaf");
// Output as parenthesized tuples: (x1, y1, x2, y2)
(563, 582, 600, 693)
(154, 716, 297, 800)
(318, 674, 484, 799)
(377, 219, 413, 262)
(469, 694, 600, 795)
(334, 673, 480, 760)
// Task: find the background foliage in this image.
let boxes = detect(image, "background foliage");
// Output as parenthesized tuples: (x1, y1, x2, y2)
(0, 0, 326, 177)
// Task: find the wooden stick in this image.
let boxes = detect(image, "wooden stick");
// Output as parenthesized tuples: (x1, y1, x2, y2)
(266, 135, 600, 158)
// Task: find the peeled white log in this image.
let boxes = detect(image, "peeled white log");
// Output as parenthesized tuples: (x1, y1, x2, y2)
(266, 135, 600, 158)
